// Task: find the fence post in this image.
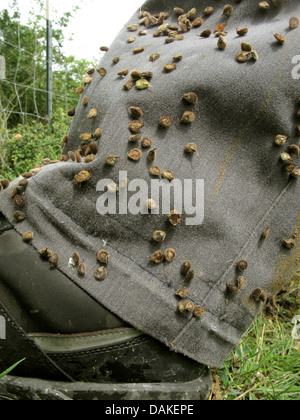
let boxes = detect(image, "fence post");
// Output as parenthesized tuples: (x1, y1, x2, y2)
(46, 0, 53, 120)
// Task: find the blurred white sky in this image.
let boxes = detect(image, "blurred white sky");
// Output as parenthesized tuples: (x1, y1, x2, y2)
(0, 0, 144, 62)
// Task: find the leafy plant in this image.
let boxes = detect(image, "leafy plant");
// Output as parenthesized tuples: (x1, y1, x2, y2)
(0, 358, 26, 379)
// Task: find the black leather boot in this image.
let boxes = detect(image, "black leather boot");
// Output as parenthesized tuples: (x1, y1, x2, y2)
(0, 213, 212, 400)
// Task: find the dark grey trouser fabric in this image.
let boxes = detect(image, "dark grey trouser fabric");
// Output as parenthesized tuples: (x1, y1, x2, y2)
(0, 0, 299, 367)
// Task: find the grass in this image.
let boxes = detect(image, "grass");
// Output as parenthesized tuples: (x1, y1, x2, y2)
(213, 277, 300, 400)
(0, 359, 26, 380)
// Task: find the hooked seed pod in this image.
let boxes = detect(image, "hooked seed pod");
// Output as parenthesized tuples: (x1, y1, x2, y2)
(223, 5, 233, 17)
(151, 250, 165, 264)
(217, 35, 228, 50)
(40, 248, 52, 259)
(162, 170, 175, 181)
(0, 179, 10, 189)
(133, 47, 145, 54)
(23, 232, 33, 242)
(175, 286, 190, 299)
(97, 249, 109, 265)
(236, 27, 249, 36)
(149, 53, 160, 62)
(274, 134, 288, 147)
(168, 209, 182, 226)
(129, 134, 142, 143)
(149, 165, 161, 176)
(94, 266, 107, 281)
(78, 262, 86, 276)
(274, 33, 286, 45)
(199, 29, 212, 38)
(182, 92, 198, 105)
(136, 79, 151, 90)
(142, 137, 153, 148)
(164, 248, 176, 262)
(118, 69, 129, 77)
(129, 120, 144, 133)
(97, 68, 107, 77)
(226, 283, 239, 293)
(163, 63, 177, 73)
(129, 106, 143, 119)
(250, 288, 263, 302)
(153, 230, 167, 243)
(72, 252, 80, 266)
(262, 227, 270, 240)
(259, 1, 271, 10)
(13, 194, 25, 208)
(181, 260, 192, 276)
(123, 79, 135, 91)
(289, 17, 299, 29)
(105, 154, 119, 166)
(13, 211, 26, 223)
(193, 306, 207, 318)
(237, 259, 248, 272)
(282, 238, 296, 249)
(185, 269, 195, 282)
(87, 108, 98, 120)
(159, 116, 173, 128)
(180, 111, 195, 124)
(128, 148, 143, 161)
(50, 252, 59, 269)
(185, 143, 198, 154)
(147, 149, 157, 162)
(74, 170, 90, 185)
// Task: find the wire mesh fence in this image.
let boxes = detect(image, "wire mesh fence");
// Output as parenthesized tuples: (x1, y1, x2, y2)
(0, 19, 85, 140)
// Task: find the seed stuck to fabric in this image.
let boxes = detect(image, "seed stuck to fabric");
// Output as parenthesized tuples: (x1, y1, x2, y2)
(274, 33, 286, 45)
(71, 252, 80, 266)
(182, 300, 195, 313)
(128, 148, 143, 162)
(148, 149, 157, 162)
(82, 75, 92, 84)
(136, 79, 152, 90)
(181, 111, 195, 124)
(163, 63, 177, 73)
(288, 144, 300, 156)
(82, 96, 88, 106)
(250, 288, 263, 302)
(74, 170, 90, 185)
(12, 211, 26, 223)
(149, 165, 161, 176)
(291, 169, 300, 178)
(97, 68, 107, 77)
(133, 47, 145, 54)
(185, 269, 195, 282)
(127, 36, 136, 43)
(0, 179, 9, 189)
(18, 179, 28, 188)
(50, 252, 59, 269)
(13, 195, 25, 207)
(241, 42, 253, 52)
(68, 151, 76, 161)
(129, 106, 143, 119)
(23, 232, 33, 242)
(226, 283, 239, 293)
(150, 53, 160, 62)
(174, 7, 184, 15)
(165, 248, 176, 263)
(262, 227, 270, 240)
(274, 134, 288, 146)
(127, 24, 138, 32)
(184, 143, 198, 154)
(153, 230, 166, 243)
(280, 152, 293, 164)
(199, 29, 212, 38)
(123, 79, 135, 91)
(159, 116, 173, 128)
(223, 5, 233, 17)
(259, 1, 271, 10)
(175, 286, 190, 299)
(181, 260, 192, 276)
(147, 198, 157, 210)
(40, 248, 52, 259)
(117, 68, 129, 76)
(142, 137, 153, 148)
(129, 120, 144, 133)
(289, 17, 299, 29)
(112, 57, 120, 64)
(78, 262, 86, 276)
(173, 54, 183, 62)
(129, 134, 141, 143)
(169, 209, 182, 226)
(105, 154, 119, 166)
(237, 259, 248, 272)
(151, 250, 165, 264)
(217, 35, 228, 50)
(97, 249, 109, 265)
(162, 169, 175, 181)
(76, 87, 84, 95)
(87, 108, 98, 120)
(236, 27, 249, 36)
(193, 306, 207, 318)
(94, 267, 107, 281)
(237, 276, 245, 289)
(182, 91, 199, 105)
(282, 238, 296, 249)
(192, 18, 204, 28)
(203, 6, 214, 16)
